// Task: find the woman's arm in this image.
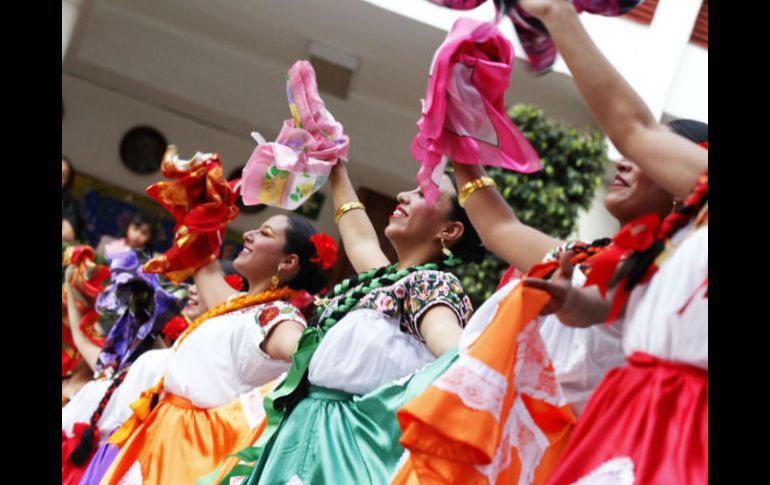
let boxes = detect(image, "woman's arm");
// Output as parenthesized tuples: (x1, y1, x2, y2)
(64, 267, 101, 371)
(329, 163, 391, 273)
(522, 250, 619, 326)
(260, 320, 306, 362)
(419, 305, 463, 358)
(453, 161, 563, 272)
(193, 260, 238, 310)
(520, 0, 707, 198)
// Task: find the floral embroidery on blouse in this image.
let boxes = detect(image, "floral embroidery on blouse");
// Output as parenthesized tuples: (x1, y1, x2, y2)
(345, 270, 473, 342)
(254, 301, 306, 336)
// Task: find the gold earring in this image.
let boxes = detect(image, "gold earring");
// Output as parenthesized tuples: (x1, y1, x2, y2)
(440, 238, 453, 259)
(270, 270, 280, 290)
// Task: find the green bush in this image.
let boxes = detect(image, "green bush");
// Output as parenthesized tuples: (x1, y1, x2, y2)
(454, 103, 609, 308)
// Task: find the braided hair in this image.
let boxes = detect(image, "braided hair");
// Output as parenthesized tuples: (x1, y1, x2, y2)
(272, 256, 465, 412)
(68, 369, 129, 465)
(609, 171, 707, 293)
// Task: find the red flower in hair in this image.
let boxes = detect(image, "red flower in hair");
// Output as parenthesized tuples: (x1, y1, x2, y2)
(309, 233, 338, 270)
(162, 315, 190, 342)
(224, 274, 244, 291)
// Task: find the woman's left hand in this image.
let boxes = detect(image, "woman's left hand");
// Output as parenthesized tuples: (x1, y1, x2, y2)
(523, 251, 609, 327)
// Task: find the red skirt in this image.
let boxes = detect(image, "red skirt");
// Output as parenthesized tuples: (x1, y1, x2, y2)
(545, 352, 707, 485)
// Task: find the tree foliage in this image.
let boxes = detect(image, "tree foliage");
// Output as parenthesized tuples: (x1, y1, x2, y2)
(455, 103, 609, 307)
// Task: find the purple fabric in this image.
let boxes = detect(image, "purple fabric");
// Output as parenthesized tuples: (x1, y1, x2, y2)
(78, 440, 119, 485)
(94, 250, 181, 376)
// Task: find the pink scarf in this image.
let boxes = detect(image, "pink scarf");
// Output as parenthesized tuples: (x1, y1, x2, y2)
(240, 60, 349, 209)
(413, 17, 541, 204)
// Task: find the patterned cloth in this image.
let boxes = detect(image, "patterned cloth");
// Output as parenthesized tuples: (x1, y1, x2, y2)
(240, 60, 349, 210)
(412, 17, 540, 205)
(143, 147, 239, 284)
(340, 270, 473, 342)
(427, 1, 646, 74)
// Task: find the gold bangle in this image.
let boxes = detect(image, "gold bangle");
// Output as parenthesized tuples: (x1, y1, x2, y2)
(334, 201, 366, 224)
(458, 176, 496, 208)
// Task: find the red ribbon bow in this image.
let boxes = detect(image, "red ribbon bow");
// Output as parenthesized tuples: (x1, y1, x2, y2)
(582, 213, 664, 324)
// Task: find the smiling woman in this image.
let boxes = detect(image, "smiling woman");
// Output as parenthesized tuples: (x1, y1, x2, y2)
(98, 207, 335, 485)
(208, 160, 484, 485)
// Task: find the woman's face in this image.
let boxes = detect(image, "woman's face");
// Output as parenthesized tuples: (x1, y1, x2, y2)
(234, 215, 293, 283)
(126, 223, 152, 249)
(604, 158, 674, 224)
(385, 174, 457, 252)
(182, 285, 205, 321)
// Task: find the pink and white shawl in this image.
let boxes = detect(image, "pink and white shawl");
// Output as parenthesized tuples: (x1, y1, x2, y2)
(412, 17, 541, 205)
(240, 60, 350, 210)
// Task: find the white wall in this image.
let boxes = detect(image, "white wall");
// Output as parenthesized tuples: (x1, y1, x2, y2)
(62, 73, 341, 238)
(62, 0, 82, 60)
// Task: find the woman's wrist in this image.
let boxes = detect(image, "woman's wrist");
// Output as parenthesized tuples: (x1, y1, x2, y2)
(537, 0, 577, 26)
(559, 286, 610, 328)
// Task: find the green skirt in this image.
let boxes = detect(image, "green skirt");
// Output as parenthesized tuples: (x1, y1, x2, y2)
(244, 348, 459, 485)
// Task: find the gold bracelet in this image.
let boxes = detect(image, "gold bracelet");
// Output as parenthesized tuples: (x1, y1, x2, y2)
(334, 201, 366, 224)
(458, 176, 496, 208)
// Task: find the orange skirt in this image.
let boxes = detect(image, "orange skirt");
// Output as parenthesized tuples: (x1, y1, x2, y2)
(393, 273, 576, 484)
(100, 391, 265, 485)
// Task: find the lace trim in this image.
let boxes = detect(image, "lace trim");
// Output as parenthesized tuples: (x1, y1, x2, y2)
(474, 396, 550, 485)
(570, 457, 635, 485)
(239, 387, 267, 430)
(433, 354, 507, 420)
(515, 320, 568, 406)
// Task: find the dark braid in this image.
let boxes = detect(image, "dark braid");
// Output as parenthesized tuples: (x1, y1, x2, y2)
(68, 369, 129, 465)
(310, 264, 396, 327)
(312, 255, 465, 329)
(273, 256, 465, 412)
(610, 171, 708, 293)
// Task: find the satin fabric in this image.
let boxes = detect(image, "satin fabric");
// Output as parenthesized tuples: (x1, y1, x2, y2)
(78, 440, 118, 485)
(62, 423, 96, 485)
(100, 393, 256, 485)
(143, 148, 239, 284)
(545, 353, 708, 485)
(412, 17, 540, 205)
(393, 267, 575, 485)
(243, 348, 459, 485)
(240, 60, 349, 210)
(62, 246, 110, 378)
